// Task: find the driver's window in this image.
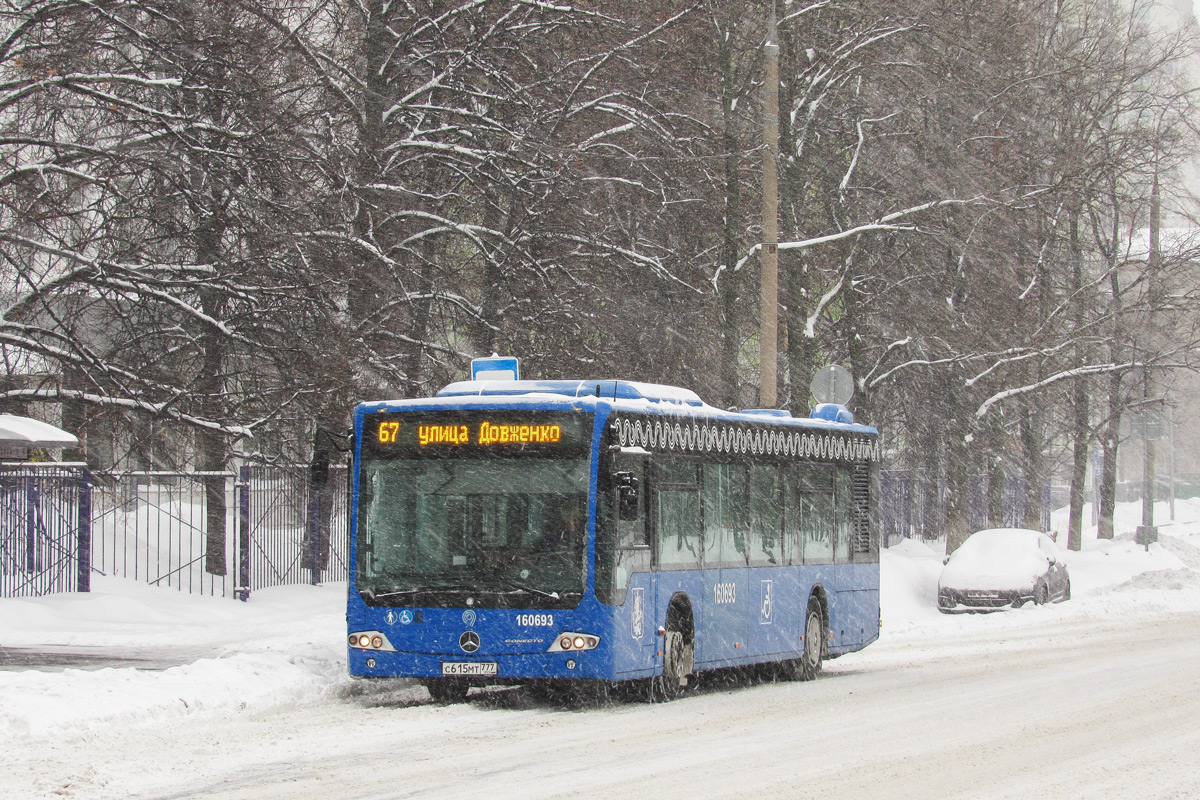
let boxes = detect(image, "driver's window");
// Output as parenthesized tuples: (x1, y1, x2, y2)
(598, 455, 649, 605)
(616, 458, 647, 549)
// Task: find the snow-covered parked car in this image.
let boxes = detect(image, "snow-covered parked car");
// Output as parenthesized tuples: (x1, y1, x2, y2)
(937, 528, 1070, 613)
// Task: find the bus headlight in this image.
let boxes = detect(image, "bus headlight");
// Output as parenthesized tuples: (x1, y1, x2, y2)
(349, 631, 396, 651)
(547, 632, 600, 653)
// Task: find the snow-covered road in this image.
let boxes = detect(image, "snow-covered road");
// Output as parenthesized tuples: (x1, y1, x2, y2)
(5, 499, 1200, 799)
(9, 608, 1200, 800)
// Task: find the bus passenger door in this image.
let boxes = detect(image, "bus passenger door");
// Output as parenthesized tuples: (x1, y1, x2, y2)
(700, 463, 748, 665)
(605, 454, 656, 671)
(650, 460, 703, 669)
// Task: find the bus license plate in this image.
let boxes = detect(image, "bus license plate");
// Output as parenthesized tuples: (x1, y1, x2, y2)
(442, 662, 498, 676)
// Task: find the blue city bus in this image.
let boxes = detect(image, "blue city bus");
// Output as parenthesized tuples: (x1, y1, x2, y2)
(347, 374, 880, 701)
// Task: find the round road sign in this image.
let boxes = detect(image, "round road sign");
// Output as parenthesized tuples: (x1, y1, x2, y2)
(810, 364, 854, 406)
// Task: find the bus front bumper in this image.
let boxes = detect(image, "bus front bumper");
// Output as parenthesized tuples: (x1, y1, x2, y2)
(348, 646, 611, 681)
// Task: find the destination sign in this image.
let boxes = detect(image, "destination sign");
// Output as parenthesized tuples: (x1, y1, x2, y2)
(364, 411, 587, 458)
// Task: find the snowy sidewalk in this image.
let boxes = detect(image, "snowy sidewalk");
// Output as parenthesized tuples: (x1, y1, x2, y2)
(0, 644, 218, 672)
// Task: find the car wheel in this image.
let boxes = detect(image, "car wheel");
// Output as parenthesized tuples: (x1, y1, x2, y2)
(1034, 582, 1049, 605)
(1062, 579, 1071, 601)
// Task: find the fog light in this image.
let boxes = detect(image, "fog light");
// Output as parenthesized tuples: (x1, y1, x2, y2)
(560, 636, 573, 650)
(371, 635, 383, 649)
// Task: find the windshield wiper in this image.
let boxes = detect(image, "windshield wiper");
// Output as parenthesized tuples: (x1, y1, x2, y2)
(360, 584, 476, 602)
(362, 578, 568, 603)
(491, 576, 560, 600)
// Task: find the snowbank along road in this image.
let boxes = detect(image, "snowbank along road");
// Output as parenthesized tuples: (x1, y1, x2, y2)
(7, 609, 1200, 800)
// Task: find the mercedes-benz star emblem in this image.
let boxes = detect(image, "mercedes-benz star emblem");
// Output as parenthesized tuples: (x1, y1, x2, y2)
(459, 631, 481, 653)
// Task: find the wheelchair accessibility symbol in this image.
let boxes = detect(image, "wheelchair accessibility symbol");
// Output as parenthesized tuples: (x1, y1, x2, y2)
(760, 580, 774, 625)
(387, 610, 414, 626)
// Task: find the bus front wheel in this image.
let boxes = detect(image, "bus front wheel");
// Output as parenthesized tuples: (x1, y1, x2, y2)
(646, 609, 694, 702)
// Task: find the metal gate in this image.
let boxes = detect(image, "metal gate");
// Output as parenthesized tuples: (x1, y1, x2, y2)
(235, 464, 348, 600)
(89, 471, 237, 597)
(2, 464, 348, 600)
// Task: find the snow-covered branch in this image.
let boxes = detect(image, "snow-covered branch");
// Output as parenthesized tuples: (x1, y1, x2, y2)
(806, 274, 844, 339)
(0, 388, 254, 438)
(713, 198, 985, 290)
(974, 363, 1137, 420)
(840, 113, 897, 193)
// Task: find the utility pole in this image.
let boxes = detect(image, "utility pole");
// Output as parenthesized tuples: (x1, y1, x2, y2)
(759, 2, 780, 408)
(1136, 172, 1161, 551)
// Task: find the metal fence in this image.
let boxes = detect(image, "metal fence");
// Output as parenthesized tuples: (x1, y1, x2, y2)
(0, 466, 90, 598)
(9, 461, 1065, 598)
(90, 471, 239, 597)
(2, 463, 349, 600)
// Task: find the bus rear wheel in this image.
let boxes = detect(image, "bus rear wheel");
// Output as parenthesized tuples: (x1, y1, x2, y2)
(776, 595, 825, 682)
(798, 596, 824, 681)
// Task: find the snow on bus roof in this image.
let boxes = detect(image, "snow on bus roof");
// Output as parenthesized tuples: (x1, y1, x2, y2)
(436, 379, 705, 406)
(361, 380, 876, 434)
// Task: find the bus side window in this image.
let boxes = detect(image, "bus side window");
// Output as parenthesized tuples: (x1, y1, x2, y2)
(835, 467, 852, 562)
(800, 464, 835, 562)
(654, 460, 701, 568)
(748, 465, 781, 566)
(703, 462, 748, 567)
(783, 467, 803, 565)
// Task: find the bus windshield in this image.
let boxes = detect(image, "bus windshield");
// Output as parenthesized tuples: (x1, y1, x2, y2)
(357, 455, 589, 608)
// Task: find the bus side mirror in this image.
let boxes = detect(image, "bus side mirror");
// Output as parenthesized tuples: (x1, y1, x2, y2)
(615, 471, 639, 521)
